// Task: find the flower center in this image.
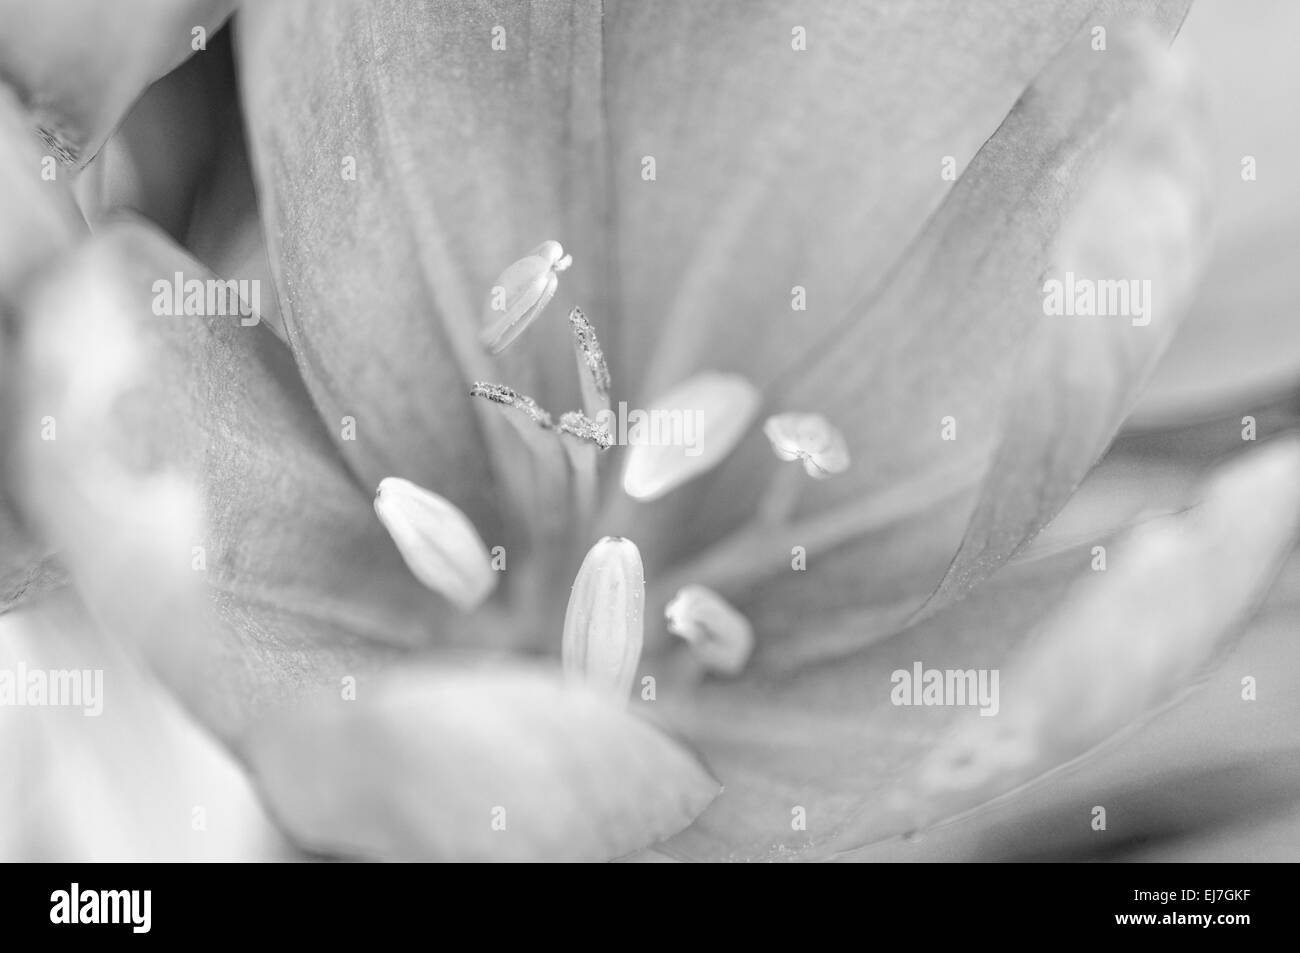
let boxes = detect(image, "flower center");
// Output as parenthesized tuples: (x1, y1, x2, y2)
(376, 240, 871, 696)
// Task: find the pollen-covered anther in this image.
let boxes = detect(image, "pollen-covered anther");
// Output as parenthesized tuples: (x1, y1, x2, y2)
(480, 240, 572, 355)
(568, 307, 611, 417)
(562, 536, 646, 701)
(470, 381, 554, 429)
(664, 585, 754, 676)
(762, 412, 851, 478)
(622, 372, 761, 501)
(559, 410, 613, 450)
(373, 477, 497, 612)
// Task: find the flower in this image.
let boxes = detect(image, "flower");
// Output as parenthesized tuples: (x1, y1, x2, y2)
(2, 0, 1300, 862)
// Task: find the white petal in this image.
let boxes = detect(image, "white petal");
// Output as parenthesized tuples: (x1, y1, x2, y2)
(891, 436, 1300, 830)
(243, 663, 719, 861)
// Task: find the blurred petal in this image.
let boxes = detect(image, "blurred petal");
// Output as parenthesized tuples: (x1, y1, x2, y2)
(840, 551, 1300, 861)
(0, 84, 83, 611)
(654, 437, 1300, 860)
(865, 437, 1300, 843)
(1132, 0, 1300, 426)
(237, 0, 608, 537)
(923, 29, 1212, 613)
(0, 0, 235, 165)
(0, 593, 289, 860)
(0, 86, 83, 299)
(69, 29, 284, 337)
(183, 69, 284, 340)
(1134, 227, 1300, 429)
(245, 663, 719, 861)
(1038, 393, 1300, 551)
(607, 0, 1190, 402)
(72, 31, 222, 239)
(10, 218, 445, 736)
(781, 15, 1193, 517)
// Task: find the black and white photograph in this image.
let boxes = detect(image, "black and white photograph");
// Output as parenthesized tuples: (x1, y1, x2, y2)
(0, 0, 1297, 899)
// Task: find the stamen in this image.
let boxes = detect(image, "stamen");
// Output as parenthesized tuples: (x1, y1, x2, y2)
(470, 381, 554, 430)
(558, 410, 613, 450)
(373, 477, 497, 612)
(561, 536, 646, 701)
(762, 412, 851, 478)
(755, 464, 806, 525)
(621, 371, 761, 502)
(756, 413, 851, 523)
(568, 308, 611, 419)
(557, 417, 602, 527)
(480, 240, 572, 355)
(665, 584, 754, 676)
(468, 384, 570, 627)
